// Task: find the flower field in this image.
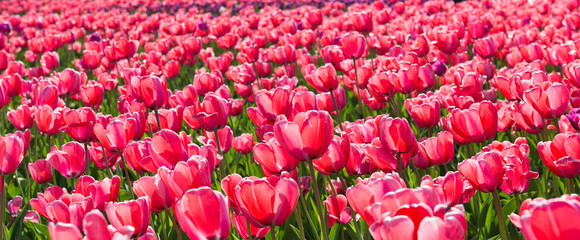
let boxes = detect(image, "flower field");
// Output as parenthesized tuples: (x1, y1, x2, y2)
(0, 0, 580, 239)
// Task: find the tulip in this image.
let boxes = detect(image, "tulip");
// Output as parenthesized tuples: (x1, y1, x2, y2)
(341, 32, 367, 59)
(93, 119, 137, 153)
(106, 197, 150, 237)
(538, 133, 580, 178)
(174, 187, 231, 240)
(81, 50, 102, 70)
(133, 175, 175, 213)
(7, 105, 34, 130)
(379, 117, 417, 154)
(87, 176, 121, 211)
(417, 131, 455, 166)
(442, 101, 498, 144)
(509, 195, 580, 240)
(35, 105, 64, 135)
(79, 81, 104, 108)
(232, 211, 270, 239)
(149, 129, 188, 169)
(501, 155, 539, 195)
(312, 136, 348, 175)
(305, 64, 339, 92)
(255, 87, 292, 122)
(158, 156, 212, 199)
(404, 95, 441, 128)
(234, 176, 299, 227)
(0, 134, 25, 175)
(28, 159, 53, 184)
(421, 171, 475, 206)
(523, 82, 570, 119)
(233, 133, 254, 155)
(351, 11, 373, 33)
(130, 75, 167, 110)
(274, 110, 334, 161)
(253, 137, 300, 175)
(47, 141, 86, 179)
(324, 194, 352, 227)
(62, 107, 96, 143)
(189, 94, 229, 131)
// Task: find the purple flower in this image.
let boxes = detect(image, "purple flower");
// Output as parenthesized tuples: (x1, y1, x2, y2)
(89, 33, 102, 42)
(566, 108, 580, 131)
(0, 23, 11, 35)
(433, 60, 447, 76)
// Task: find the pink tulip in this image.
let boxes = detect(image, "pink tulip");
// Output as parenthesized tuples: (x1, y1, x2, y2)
(274, 110, 334, 161)
(174, 187, 231, 240)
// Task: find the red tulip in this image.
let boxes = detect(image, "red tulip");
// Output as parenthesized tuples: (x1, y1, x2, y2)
(0, 133, 25, 175)
(324, 194, 353, 227)
(234, 176, 299, 227)
(81, 50, 102, 70)
(189, 94, 229, 131)
(62, 107, 96, 143)
(105, 197, 150, 237)
(421, 171, 475, 206)
(341, 32, 367, 59)
(253, 137, 300, 175)
(79, 81, 104, 107)
(134, 175, 175, 213)
(510, 195, 580, 240)
(523, 82, 570, 119)
(35, 84, 59, 108)
(538, 133, 580, 178)
(256, 87, 292, 122)
(93, 119, 137, 152)
(83, 210, 135, 240)
(232, 133, 254, 154)
(442, 101, 498, 144)
(130, 75, 167, 110)
(433, 28, 459, 54)
(115, 38, 139, 59)
(232, 211, 270, 239)
(28, 159, 53, 184)
(313, 136, 348, 175)
(417, 131, 455, 166)
(148, 129, 188, 169)
(404, 95, 441, 128)
(147, 106, 183, 133)
(351, 11, 373, 33)
(7, 105, 34, 130)
(458, 151, 505, 193)
(305, 64, 339, 92)
(193, 73, 223, 95)
(174, 187, 231, 240)
(47, 142, 86, 179)
(379, 117, 417, 154)
(473, 38, 496, 58)
(274, 110, 334, 161)
(123, 141, 154, 173)
(158, 156, 212, 198)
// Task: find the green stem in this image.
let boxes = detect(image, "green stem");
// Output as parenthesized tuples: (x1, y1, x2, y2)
(329, 90, 344, 132)
(492, 190, 510, 240)
(120, 154, 135, 198)
(514, 192, 522, 214)
(0, 175, 6, 240)
(215, 130, 227, 181)
(84, 143, 90, 176)
(294, 167, 307, 240)
(567, 177, 575, 194)
(352, 57, 365, 119)
(246, 219, 253, 240)
(168, 209, 183, 240)
(396, 153, 410, 187)
(308, 161, 329, 240)
(270, 226, 276, 240)
(154, 109, 162, 130)
(551, 174, 561, 196)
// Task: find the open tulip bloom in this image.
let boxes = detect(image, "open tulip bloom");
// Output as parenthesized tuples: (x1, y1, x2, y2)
(4, 0, 580, 239)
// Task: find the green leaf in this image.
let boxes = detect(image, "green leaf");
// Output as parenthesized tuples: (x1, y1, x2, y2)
(9, 204, 29, 240)
(286, 225, 301, 240)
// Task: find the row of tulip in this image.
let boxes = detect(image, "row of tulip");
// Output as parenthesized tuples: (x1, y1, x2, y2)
(1, 0, 580, 239)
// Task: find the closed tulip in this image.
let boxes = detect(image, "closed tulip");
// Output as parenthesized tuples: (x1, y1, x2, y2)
(379, 117, 417, 154)
(130, 75, 167, 110)
(7, 105, 34, 130)
(458, 151, 505, 192)
(47, 142, 86, 179)
(256, 87, 292, 122)
(148, 129, 188, 169)
(274, 110, 334, 161)
(62, 107, 96, 143)
(234, 176, 299, 227)
(305, 63, 339, 92)
(133, 175, 175, 213)
(538, 133, 580, 178)
(442, 101, 498, 144)
(510, 195, 580, 240)
(523, 82, 570, 119)
(404, 95, 441, 128)
(79, 81, 104, 108)
(158, 156, 212, 198)
(324, 194, 353, 227)
(0, 134, 25, 175)
(81, 50, 102, 70)
(232, 133, 254, 155)
(35, 105, 64, 136)
(93, 119, 137, 153)
(190, 94, 229, 131)
(341, 32, 367, 59)
(253, 137, 300, 175)
(106, 197, 150, 237)
(174, 187, 231, 240)
(28, 159, 53, 184)
(418, 131, 455, 166)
